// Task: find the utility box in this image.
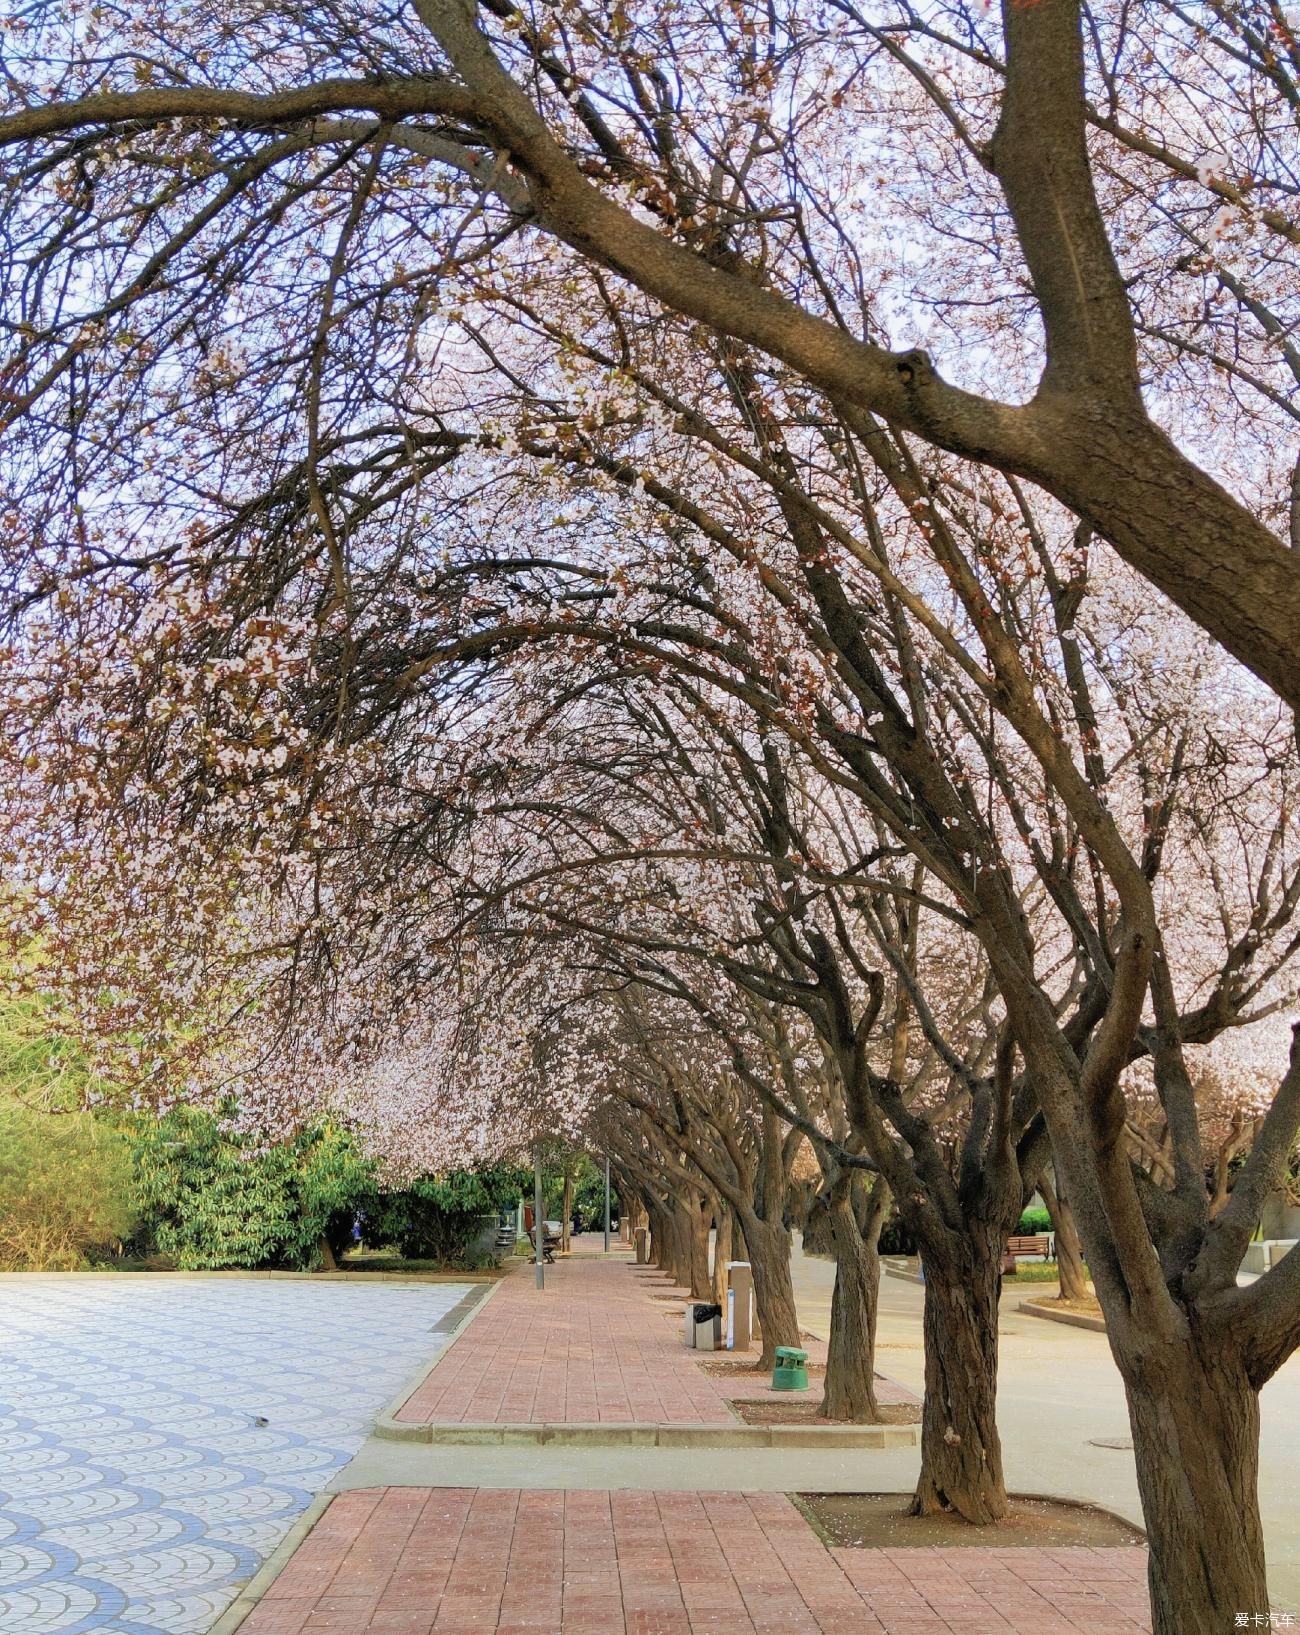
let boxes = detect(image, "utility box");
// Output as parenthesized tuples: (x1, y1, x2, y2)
(685, 1302, 722, 1350)
(726, 1261, 754, 1351)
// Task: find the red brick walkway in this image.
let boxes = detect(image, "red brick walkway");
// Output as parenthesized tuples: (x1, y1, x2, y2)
(238, 1488, 1151, 1635)
(396, 1252, 914, 1425)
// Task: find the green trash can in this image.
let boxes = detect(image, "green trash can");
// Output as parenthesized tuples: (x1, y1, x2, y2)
(772, 1345, 809, 1391)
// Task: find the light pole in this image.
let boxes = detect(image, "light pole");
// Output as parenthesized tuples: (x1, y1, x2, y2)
(534, 1146, 545, 1290)
(603, 1155, 611, 1254)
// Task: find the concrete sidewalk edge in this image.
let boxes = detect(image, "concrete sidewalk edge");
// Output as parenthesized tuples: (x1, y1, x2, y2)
(371, 1417, 918, 1449)
(882, 1260, 924, 1286)
(1018, 1298, 1107, 1333)
(209, 1280, 510, 1635)
(208, 1492, 333, 1635)
(379, 1276, 508, 1424)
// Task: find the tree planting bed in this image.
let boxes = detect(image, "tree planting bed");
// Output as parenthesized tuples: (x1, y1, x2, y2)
(797, 1491, 1144, 1549)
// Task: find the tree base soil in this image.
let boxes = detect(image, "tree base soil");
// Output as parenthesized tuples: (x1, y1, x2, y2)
(1028, 1292, 1104, 1316)
(798, 1492, 1144, 1549)
(731, 1398, 920, 1427)
(697, 1356, 823, 1377)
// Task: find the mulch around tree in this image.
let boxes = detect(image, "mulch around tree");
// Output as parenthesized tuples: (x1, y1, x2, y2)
(797, 1491, 1144, 1549)
(729, 1398, 921, 1427)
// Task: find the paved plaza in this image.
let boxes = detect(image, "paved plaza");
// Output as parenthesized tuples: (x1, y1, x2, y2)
(28, 1247, 1300, 1635)
(0, 1277, 473, 1635)
(238, 1486, 1151, 1635)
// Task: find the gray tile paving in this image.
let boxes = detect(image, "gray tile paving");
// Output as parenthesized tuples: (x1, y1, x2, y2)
(0, 1276, 473, 1634)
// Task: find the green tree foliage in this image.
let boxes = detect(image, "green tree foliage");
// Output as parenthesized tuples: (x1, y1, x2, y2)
(0, 995, 92, 1111)
(570, 1157, 618, 1232)
(364, 1164, 528, 1265)
(0, 1100, 137, 1269)
(0, 980, 100, 1117)
(131, 1107, 374, 1270)
(536, 1147, 614, 1230)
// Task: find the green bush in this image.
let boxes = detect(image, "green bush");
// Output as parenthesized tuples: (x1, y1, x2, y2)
(363, 1164, 528, 1264)
(0, 1100, 138, 1269)
(1016, 1208, 1053, 1234)
(131, 1107, 374, 1270)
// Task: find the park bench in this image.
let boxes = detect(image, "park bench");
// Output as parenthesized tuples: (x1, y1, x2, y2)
(1001, 1234, 1051, 1273)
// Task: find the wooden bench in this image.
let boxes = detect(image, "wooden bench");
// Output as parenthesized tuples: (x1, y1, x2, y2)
(1001, 1234, 1051, 1273)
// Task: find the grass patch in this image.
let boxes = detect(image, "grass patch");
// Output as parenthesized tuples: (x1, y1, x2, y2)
(1005, 1259, 1075, 1283)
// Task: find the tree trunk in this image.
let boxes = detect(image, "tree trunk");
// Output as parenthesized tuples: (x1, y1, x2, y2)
(820, 1194, 881, 1422)
(1120, 1331, 1267, 1635)
(688, 1196, 712, 1299)
(736, 1210, 799, 1367)
(646, 1202, 669, 1270)
(1039, 1173, 1089, 1301)
(912, 1230, 1007, 1524)
(317, 1235, 338, 1272)
(799, 1194, 835, 1256)
(711, 1206, 732, 1308)
(654, 1201, 691, 1287)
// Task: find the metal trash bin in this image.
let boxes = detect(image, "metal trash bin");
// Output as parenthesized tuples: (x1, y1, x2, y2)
(685, 1302, 723, 1350)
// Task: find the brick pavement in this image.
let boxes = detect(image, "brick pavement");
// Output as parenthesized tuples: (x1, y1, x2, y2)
(237, 1487, 1152, 1635)
(395, 1253, 915, 1425)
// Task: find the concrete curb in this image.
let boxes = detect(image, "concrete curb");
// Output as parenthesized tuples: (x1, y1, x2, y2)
(208, 1493, 333, 1635)
(372, 1418, 918, 1449)
(378, 1278, 505, 1425)
(1019, 1298, 1107, 1333)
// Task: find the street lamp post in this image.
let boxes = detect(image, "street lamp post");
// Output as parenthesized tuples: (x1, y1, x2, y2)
(534, 1147, 545, 1290)
(603, 1155, 611, 1254)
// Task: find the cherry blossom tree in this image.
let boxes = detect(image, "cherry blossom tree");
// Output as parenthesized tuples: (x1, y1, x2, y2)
(5, 6, 1300, 1620)
(3, 1, 1299, 702)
